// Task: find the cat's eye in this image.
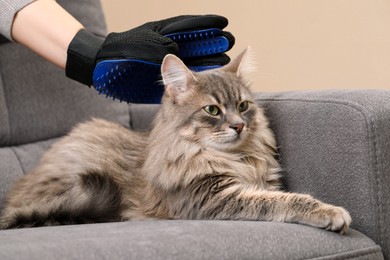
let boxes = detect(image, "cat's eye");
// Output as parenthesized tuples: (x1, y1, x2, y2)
(204, 105, 221, 116)
(238, 101, 249, 112)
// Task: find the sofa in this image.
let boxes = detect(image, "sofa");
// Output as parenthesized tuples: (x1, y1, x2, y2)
(0, 1, 388, 259)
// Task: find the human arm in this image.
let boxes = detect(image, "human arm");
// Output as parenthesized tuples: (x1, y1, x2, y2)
(7, 0, 235, 103)
(11, 0, 83, 69)
(0, 0, 35, 40)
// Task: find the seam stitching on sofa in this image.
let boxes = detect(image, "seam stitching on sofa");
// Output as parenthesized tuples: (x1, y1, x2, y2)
(9, 148, 25, 175)
(0, 64, 12, 145)
(256, 97, 383, 245)
(369, 109, 385, 251)
(5, 138, 60, 174)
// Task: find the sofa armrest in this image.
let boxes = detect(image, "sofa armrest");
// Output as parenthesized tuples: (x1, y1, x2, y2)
(256, 89, 389, 258)
(128, 89, 390, 258)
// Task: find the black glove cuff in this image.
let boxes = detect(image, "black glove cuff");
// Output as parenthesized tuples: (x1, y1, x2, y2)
(65, 29, 104, 86)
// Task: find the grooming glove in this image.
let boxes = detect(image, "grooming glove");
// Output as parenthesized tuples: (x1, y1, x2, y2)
(65, 15, 235, 103)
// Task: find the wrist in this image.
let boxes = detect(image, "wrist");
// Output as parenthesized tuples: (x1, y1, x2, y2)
(65, 29, 104, 86)
(12, 0, 83, 69)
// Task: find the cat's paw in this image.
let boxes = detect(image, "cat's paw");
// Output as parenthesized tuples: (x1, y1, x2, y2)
(308, 204, 352, 234)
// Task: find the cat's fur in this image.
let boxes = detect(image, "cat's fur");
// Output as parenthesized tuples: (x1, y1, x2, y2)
(0, 48, 351, 232)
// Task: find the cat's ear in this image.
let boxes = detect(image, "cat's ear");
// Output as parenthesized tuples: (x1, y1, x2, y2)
(161, 54, 196, 101)
(223, 47, 255, 80)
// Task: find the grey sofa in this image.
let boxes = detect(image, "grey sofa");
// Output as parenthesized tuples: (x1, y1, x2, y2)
(0, 1, 388, 259)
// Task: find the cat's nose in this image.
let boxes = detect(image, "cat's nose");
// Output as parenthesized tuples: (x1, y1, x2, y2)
(230, 123, 245, 134)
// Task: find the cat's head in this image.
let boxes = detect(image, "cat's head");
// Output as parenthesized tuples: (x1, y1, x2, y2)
(159, 47, 259, 151)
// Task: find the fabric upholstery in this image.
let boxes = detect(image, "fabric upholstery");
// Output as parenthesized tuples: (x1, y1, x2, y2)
(0, 0, 129, 147)
(0, 0, 387, 259)
(253, 90, 390, 259)
(0, 221, 383, 260)
(129, 103, 159, 131)
(0, 139, 57, 209)
(0, 44, 129, 146)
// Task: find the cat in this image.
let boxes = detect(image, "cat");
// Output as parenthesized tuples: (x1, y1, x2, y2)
(0, 48, 351, 232)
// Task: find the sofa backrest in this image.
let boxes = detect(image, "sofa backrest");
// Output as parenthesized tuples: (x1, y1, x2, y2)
(0, 0, 129, 147)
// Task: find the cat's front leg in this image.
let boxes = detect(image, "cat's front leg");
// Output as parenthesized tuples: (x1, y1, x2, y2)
(247, 189, 352, 233)
(194, 186, 351, 233)
(287, 197, 351, 234)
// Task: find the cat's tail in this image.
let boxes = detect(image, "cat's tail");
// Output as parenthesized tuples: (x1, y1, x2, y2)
(0, 171, 123, 229)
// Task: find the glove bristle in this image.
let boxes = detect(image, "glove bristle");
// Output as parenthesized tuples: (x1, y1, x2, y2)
(92, 59, 221, 104)
(164, 29, 230, 58)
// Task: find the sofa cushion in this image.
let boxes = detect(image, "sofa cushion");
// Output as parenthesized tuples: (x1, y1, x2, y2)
(0, 221, 383, 260)
(0, 138, 59, 209)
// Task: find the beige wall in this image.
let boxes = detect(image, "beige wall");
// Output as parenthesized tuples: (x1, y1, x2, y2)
(101, 0, 390, 92)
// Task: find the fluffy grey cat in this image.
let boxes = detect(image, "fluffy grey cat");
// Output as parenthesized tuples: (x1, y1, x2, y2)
(0, 48, 351, 232)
